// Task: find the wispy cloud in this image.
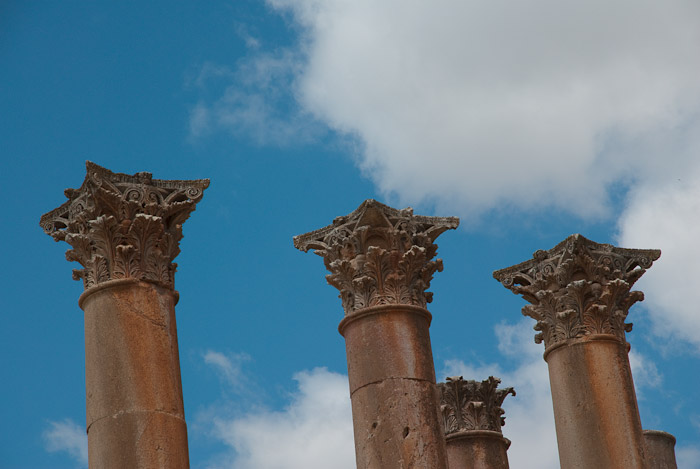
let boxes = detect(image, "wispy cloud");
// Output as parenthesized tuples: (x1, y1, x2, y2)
(234, 23, 261, 50)
(629, 350, 663, 394)
(43, 418, 88, 468)
(188, 52, 326, 146)
(204, 350, 253, 393)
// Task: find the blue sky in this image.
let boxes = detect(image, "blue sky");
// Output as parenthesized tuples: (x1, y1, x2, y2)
(3, 1, 700, 468)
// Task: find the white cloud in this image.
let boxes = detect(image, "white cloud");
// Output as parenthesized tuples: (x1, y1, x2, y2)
(43, 418, 88, 468)
(442, 320, 560, 469)
(266, 0, 700, 218)
(442, 320, 669, 468)
(617, 163, 700, 352)
(201, 321, 668, 469)
(201, 2, 700, 356)
(203, 367, 355, 469)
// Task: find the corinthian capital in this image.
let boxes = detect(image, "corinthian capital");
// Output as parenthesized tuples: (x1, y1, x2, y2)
(493, 234, 660, 348)
(293, 199, 459, 314)
(438, 376, 515, 435)
(40, 161, 209, 290)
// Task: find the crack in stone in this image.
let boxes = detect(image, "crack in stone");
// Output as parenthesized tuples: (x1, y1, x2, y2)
(350, 376, 433, 397)
(86, 409, 185, 434)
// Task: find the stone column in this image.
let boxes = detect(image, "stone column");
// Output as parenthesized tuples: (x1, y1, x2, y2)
(644, 430, 678, 469)
(493, 234, 660, 469)
(438, 376, 515, 469)
(294, 199, 458, 469)
(40, 161, 209, 468)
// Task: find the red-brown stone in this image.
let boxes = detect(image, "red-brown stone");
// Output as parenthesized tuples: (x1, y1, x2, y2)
(445, 431, 510, 469)
(341, 305, 447, 469)
(294, 200, 457, 469)
(81, 279, 189, 468)
(545, 336, 645, 468)
(643, 430, 678, 469)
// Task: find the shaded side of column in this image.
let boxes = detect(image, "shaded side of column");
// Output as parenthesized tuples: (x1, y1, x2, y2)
(41, 161, 209, 468)
(493, 234, 660, 469)
(438, 376, 514, 469)
(295, 199, 459, 469)
(644, 430, 678, 469)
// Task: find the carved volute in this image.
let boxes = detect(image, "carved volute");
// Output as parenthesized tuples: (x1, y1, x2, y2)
(438, 376, 515, 435)
(293, 199, 459, 315)
(40, 161, 209, 290)
(493, 234, 660, 349)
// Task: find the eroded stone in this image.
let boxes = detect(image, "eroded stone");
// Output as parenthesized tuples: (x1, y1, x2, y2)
(644, 430, 678, 469)
(295, 200, 457, 469)
(438, 377, 514, 469)
(40, 163, 207, 469)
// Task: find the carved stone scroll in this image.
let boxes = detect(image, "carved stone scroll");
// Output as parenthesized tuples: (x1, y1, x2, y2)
(40, 161, 209, 290)
(438, 376, 515, 435)
(493, 234, 660, 349)
(293, 199, 459, 314)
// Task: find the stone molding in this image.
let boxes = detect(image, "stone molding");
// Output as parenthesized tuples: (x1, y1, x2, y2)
(293, 199, 458, 315)
(40, 161, 209, 291)
(493, 234, 660, 348)
(438, 376, 515, 435)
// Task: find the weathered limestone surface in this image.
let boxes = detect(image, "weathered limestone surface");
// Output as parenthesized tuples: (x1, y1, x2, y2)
(351, 378, 446, 468)
(494, 234, 660, 469)
(41, 162, 208, 468)
(644, 430, 678, 469)
(295, 199, 458, 469)
(545, 337, 644, 468)
(438, 376, 514, 469)
(341, 305, 436, 392)
(445, 434, 510, 469)
(82, 280, 188, 468)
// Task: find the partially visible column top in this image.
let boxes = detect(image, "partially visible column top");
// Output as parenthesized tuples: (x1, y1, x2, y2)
(438, 376, 515, 436)
(40, 161, 209, 291)
(293, 199, 459, 315)
(493, 234, 660, 349)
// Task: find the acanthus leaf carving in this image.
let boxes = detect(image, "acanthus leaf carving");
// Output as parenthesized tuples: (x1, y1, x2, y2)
(40, 161, 209, 291)
(293, 200, 459, 315)
(493, 234, 660, 349)
(438, 376, 515, 436)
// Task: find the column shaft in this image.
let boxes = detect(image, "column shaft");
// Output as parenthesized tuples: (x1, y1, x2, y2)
(40, 162, 209, 468)
(493, 234, 661, 469)
(438, 376, 514, 469)
(446, 432, 510, 469)
(82, 280, 188, 468)
(643, 430, 678, 469)
(294, 199, 458, 469)
(545, 337, 644, 468)
(340, 305, 446, 468)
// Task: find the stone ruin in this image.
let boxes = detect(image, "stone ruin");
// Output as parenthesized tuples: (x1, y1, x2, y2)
(41, 162, 678, 468)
